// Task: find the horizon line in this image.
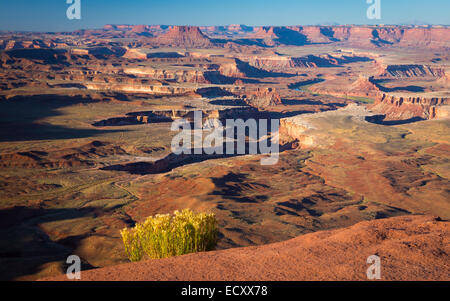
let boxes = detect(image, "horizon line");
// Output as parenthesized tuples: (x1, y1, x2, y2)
(2, 23, 450, 34)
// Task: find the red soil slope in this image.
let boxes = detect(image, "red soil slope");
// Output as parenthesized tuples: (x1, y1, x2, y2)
(43, 215, 449, 281)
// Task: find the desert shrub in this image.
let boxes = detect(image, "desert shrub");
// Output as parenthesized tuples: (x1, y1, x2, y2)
(120, 227, 144, 262)
(120, 209, 218, 261)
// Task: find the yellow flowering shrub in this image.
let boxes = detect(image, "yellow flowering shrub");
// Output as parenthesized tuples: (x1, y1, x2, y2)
(120, 227, 143, 262)
(120, 209, 218, 261)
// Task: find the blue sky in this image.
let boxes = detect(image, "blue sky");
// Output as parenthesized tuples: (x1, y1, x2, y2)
(0, 0, 449, 32)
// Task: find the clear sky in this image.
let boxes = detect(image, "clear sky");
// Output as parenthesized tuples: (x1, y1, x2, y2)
(0, 0, 449, 32)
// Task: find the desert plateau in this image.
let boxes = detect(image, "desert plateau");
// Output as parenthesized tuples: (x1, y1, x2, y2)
(0, 2, 449, 284)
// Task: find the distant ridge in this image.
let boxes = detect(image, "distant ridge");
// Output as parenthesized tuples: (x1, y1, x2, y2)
(152, 26, 212, 47)
(2, 25, 450, 50)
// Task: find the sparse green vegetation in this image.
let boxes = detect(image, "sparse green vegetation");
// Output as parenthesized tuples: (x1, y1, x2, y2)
(288, 78, 325, 93)
(120, 209, 218, 261)
(347, 96, 375, 104)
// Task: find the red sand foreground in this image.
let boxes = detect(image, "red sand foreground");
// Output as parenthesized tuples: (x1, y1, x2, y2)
(44, 215, 449, 281)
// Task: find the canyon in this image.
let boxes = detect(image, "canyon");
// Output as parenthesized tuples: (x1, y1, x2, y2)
(0, 24, 448, 281)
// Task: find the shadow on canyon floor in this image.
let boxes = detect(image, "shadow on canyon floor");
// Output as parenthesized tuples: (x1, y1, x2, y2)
(366, 115, 425, 126)
(0, 205, 114, 280)
(370, 79, 426, 93)
(101, 138, 289, 176)
(0, 94, 125, 142)
(210, 172, 270, 204)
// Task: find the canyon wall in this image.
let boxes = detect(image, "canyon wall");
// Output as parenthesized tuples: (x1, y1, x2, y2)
(271, 26, 450, 49)
(232, 25, 450, 49)
(371, 93, 450, 120)
(377, 64, 447, 78)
